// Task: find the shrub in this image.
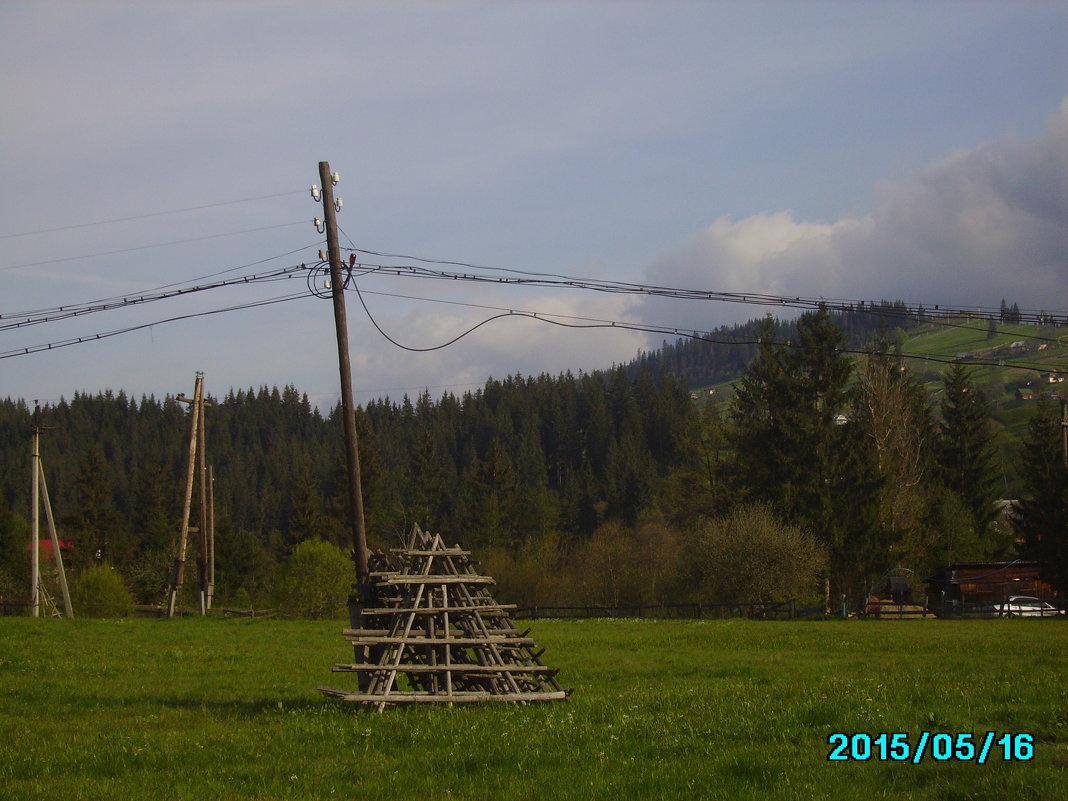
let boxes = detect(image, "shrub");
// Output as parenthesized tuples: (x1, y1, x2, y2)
(273, 538, 353, 619)
(72, 564, 134, 618)
(693, 504, 827, 605)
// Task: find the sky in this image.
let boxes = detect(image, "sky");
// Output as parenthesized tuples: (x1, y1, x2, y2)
(2, 1, 1066, 408)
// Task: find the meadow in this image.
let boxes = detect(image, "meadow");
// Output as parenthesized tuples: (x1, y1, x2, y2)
(1, 616, 1066, 801)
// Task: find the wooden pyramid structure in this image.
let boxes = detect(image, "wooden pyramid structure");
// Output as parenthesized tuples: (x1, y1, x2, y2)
(319, 524, 569, 709)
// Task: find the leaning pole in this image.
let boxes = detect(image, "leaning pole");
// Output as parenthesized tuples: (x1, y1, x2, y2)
(316, 161, 370, 607)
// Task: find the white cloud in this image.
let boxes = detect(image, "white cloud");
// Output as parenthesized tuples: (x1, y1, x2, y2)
(638, 98, 1068, 332)
(341, 285, 645, 402)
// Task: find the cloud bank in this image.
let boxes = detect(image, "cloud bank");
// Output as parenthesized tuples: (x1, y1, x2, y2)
(638, 98, 1068, 332)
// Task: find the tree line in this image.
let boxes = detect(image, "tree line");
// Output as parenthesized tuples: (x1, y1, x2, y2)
(0, 306, 1063, 613)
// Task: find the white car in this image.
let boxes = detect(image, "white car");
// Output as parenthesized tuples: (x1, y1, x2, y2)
(994, 596, 1065, 618)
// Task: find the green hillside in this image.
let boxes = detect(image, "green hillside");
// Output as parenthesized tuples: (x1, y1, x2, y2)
(687, 318, 1067, 497)
(899, 320, 1066, 438)
(902, 321, 1067, 496)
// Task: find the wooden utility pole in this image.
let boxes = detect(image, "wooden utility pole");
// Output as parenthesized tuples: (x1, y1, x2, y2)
(29, 404, 72, 618)
(38, 457, 73, 618)
(317, 161, 370, 600)
(195, 390, 209, 614)
(167, 372, 213, 617)
(30, 408, 40, 618)
(207, 464, 216, 610)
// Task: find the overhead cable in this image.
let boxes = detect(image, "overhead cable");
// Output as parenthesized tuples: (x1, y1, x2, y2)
(0, 189, 306, 240)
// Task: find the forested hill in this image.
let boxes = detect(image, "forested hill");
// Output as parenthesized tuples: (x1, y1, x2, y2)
(0, 370, 698, 603)
(1, 301, 1061, 609)
(624, 301, 919, 387)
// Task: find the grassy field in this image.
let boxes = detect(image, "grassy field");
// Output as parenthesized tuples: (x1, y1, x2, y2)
(1, 616, 1066, 801)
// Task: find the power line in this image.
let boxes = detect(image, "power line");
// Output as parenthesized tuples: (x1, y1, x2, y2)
(342, 245, 1067, 328)
(328, 257, 1067, 346)
(0, 189, 306, 240)
(0, 263, 309, 332)
(344, 282, 1064, 374)
(1, 243, 322, 321)
(4, 236, 1063, 375)
(0, 221, 308, 272)
(0, 290, 309, 360)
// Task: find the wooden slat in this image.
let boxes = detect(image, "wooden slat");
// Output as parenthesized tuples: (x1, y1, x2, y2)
(331, 663, 557, 674)
(359, 603, 516, 614)
(318, 687, 569, 704)
(343, 626, 524, 638)
(344, 635, 536, 646)
(378, 575, 495, 586)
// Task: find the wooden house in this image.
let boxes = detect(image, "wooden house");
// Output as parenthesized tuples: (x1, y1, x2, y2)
(925, 561, 1058, 615)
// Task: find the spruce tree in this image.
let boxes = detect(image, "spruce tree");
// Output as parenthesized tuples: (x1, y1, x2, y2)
(1016, 399, 1068, 592)
(730, 309, 880, 595)
(937, 365, 1005, 556)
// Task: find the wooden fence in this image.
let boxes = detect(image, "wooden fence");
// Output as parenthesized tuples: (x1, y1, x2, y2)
(513, 600, 811, 621)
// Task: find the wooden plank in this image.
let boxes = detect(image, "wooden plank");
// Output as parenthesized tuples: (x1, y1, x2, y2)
(379, 575, 495, 586)
(358, 604, 516, 614)
(389, 548, 471, 557)
(344, 635, 536, 646)
(343, 626, 524, 638)
(332, 663, 557, 674)
(318, 687, 569, 704)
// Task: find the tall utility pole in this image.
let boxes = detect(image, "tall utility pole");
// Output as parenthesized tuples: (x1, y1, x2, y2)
(207, 464, 216, 611)
(30, 407, 40, 618)
(195, 386, 210, 614)
(316, 161, 370, 601)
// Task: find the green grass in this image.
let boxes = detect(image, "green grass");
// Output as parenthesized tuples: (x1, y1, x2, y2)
(1, 617, 1066, 800)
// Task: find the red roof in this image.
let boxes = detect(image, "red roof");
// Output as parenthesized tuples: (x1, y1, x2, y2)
(26, 539, 75, 554)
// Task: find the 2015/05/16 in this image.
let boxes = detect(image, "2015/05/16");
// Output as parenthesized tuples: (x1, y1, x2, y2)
(827, 732, 1034, 763)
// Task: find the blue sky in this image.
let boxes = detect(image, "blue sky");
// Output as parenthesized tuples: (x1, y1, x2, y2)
(2, 1, 1066, 407)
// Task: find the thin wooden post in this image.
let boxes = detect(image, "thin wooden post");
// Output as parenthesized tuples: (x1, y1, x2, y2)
(207, 465, 215, 610)
(168, 373, 203, 618)
(196, 393, 209, 615)
(38, 465, 72, 618)
(30, 409, 40, 618)
(317, 161, 369, 599)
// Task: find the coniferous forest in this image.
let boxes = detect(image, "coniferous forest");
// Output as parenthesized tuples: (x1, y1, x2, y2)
(1, 307, 1064, 613)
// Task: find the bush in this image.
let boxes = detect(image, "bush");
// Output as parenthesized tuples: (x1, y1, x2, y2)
(273, 538, 353, 619)
(693, 505, 827, 605)
(72, 564, 135, 618)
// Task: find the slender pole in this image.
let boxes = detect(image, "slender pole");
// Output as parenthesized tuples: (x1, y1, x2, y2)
(168, 373, 203, 618)
(207, 464, 215, 611)
(30, 411, 41, 618)
(318, 161, 369, 597)
(39, 464, 73, 618)
(196, 392, 209, 615)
